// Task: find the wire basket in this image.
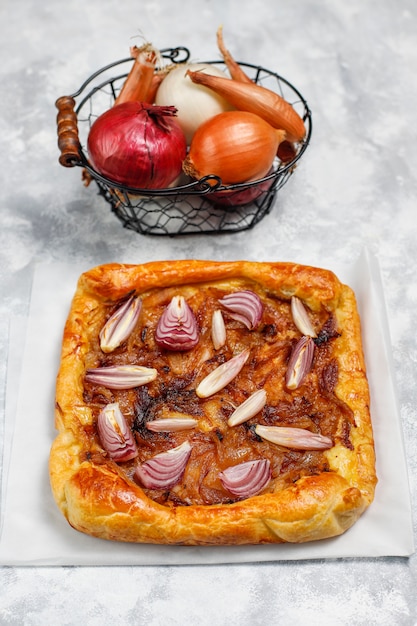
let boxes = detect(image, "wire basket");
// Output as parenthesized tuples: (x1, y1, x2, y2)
(56, 46, 312, 236)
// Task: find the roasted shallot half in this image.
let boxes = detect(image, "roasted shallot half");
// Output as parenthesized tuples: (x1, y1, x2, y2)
(155, 295, 199, 351)
(219, 289, 263, 330)
(85, 365, 157, 389)
(97, 402, 138, 462)
(114, 43, 159, 106)
(99, 295, 142, 353)
(219, 459, 271, 499)
(255, 425, 333, 451)
(146, 418, 198, 432)
(211, 309, 227, 350)
(227, 389, 267, 427)
(134, 441, 192, 490)
(285, 335, 315, 390)
(183, 110, 285, 186)
(290, 296, 317, 338)
(196, 349, 250, 398)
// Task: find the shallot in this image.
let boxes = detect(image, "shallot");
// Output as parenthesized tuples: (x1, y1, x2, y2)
(219, 459, 271, 499)
(219, 289, 263, 330)
(134, 441, 192, 490)
(186, 67, 306, 143)
(99, 295, 142, 353)
(155, 295, 199, 351)
(285, 335, 315, 390)
(97, 402, 138, 462)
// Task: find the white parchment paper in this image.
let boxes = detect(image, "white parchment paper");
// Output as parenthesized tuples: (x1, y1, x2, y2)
(0, 250, 414, 565)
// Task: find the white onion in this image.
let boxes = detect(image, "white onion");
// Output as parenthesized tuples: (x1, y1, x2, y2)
(155, 63, 234, 144)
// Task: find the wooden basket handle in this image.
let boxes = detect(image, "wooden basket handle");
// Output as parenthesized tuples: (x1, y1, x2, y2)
(55, 96, 82, 167)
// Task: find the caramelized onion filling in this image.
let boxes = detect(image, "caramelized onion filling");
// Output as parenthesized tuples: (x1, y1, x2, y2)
(82, 281, 353, 507)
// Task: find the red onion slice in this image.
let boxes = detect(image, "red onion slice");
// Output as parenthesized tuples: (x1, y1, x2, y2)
(155, 295, 199, 351)
(218, 290, 263, 330)
(134, 441, 192, 490)
(290, 296, 317, 338)
(99, 295, 142, 353)
(85, 365, 157, 389)
(285, 336, 315, 390)
(196, 349, 250, 398)
(255, 425, 333, 450)
(219, 459, 271, 499)
(97, 402, 138, 462)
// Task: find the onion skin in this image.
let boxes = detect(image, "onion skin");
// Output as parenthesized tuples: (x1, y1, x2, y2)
(155, 63, 234, 145)
(134, 441, 192, 490)
(87, 102, 187, 189)
(183, 110, 285, 186)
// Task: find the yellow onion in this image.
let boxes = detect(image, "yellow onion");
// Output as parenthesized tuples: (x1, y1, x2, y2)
(183, 111, 285, 186)
(155, 63, 234, 144)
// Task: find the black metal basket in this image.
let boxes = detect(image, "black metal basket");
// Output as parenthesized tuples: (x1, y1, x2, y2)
(56, 47, 312, 236)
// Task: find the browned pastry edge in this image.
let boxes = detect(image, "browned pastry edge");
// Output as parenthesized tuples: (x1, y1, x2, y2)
(49, 260, 377, 545)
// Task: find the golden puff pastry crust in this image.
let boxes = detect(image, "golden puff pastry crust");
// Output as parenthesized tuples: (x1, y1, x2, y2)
(49, 260, 377, 545)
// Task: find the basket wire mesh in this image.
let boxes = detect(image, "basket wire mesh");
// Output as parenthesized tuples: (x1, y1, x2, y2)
(58, 47, 312, 236)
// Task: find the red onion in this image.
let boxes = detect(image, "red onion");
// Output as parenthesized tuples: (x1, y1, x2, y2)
(99, 295, 142, 353)
(219, 290, 263, 330)
(285, 335, 315, 390)
(155, 295, 199, 351)
(219, 459, 271, 499)
(97, 402, 138, 462)
(87, 102, 187, 189)
(134, 441, 192, 490)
